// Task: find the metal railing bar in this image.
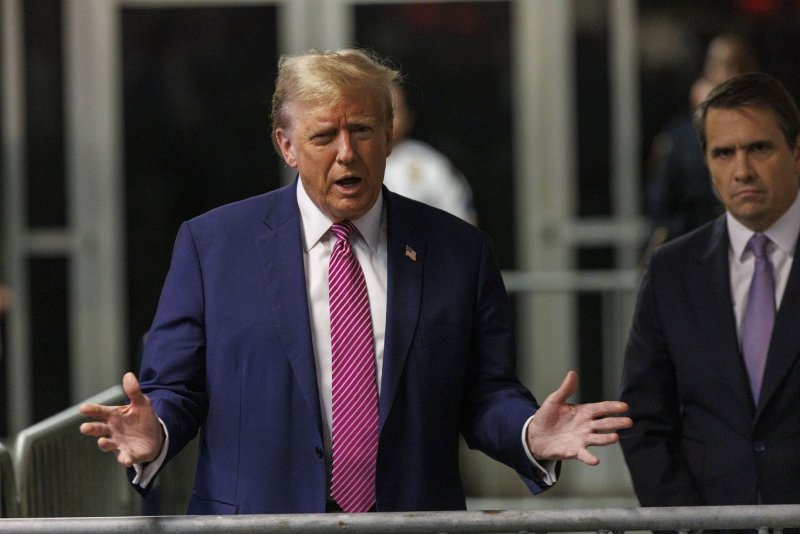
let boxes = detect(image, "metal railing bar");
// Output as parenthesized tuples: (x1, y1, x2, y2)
(12, 385, 123, 473)
(12, 385, 125, 517)
(0, 505, 798, 533)
(501, 270, 641, 294)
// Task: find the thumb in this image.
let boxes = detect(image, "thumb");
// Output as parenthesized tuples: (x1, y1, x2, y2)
(546, 370, 579, 406)
(122, 372, 146, 406)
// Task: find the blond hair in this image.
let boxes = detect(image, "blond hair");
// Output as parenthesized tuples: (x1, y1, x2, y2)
(270, 48, 400, 153)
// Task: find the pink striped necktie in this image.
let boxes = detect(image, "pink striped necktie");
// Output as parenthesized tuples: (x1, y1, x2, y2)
(328, 221, 379, 513)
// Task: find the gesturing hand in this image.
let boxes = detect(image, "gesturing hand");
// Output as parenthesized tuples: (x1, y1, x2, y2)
(79, 372, 164, 468)
(526, 370, 632, 466)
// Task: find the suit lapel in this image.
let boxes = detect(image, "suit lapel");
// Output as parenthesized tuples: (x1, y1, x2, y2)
(757, 230, 800, 415)
(254, 183, 322, 433)
(379, 191, 424, 429)
(690, 218, 756, 416)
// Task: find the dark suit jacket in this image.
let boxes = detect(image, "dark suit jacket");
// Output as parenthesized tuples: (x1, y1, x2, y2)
(137, 181, 550, 514)
(620, 215, 800, 506)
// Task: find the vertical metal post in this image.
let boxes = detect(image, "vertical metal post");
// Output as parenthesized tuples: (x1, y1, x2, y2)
(511, 0, 577, 416)
(2, 0, 31, 434)
(64, 0, 126, 400)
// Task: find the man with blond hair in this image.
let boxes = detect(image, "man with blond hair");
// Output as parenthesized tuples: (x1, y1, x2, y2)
(82, 48, 630, 515)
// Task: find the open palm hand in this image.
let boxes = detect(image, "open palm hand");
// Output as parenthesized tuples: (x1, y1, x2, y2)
(79, 372, 164, 467)
(526, 371, 632, 466)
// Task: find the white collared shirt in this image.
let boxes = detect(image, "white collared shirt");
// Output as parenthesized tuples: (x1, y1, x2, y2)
(727, 191, 800, 344)
(295, 179, 388, 464)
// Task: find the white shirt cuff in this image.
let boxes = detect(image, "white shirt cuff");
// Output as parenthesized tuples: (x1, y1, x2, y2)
(521, 414, 558, 485)
(131, 417, 170, 489)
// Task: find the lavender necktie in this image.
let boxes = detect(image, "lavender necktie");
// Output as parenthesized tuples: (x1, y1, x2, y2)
(741, 233, 775, 404)
(328, 221, 379, 513)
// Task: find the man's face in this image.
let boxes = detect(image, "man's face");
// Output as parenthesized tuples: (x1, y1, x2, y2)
(705, 105, 800, 232)
(275, 90, 393, 222)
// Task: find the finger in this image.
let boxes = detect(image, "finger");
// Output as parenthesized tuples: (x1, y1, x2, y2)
(79, 403, 116, 421)
(97, 437, 119, 453)
(591, 416, 632, 432)
(122, 372, 147, 407)
(97, 438, 135, 468)
(116, 451, 134, 469)
(79, 403, 101, 418)
(586, 401, 630, 417)
(586, 432, 620, 447)
(577, 449, 600, 466)
(79, 421, 110, 437)
(546, 370, 578, 406)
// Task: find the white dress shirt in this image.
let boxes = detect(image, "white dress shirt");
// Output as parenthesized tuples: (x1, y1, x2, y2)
(296, 178, 388, 467)
(727, 191, 800, 344)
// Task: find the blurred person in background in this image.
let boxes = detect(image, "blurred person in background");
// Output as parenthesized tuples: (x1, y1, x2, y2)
(644, 33, 759, 252)
(621, 72, 800, 507)
(383, 82, 477, 225)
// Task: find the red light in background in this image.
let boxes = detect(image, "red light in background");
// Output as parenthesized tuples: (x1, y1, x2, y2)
(736, 0, 780, 15)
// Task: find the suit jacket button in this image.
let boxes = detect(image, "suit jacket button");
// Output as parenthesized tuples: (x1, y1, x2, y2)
(754, 441, 766, 452)
(315, 446, 324, 458)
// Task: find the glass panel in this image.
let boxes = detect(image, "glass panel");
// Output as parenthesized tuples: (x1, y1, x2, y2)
(576, 246, 613, 402)
(24, 0, 66, 228)
(355, 2, 514, 267)
(29, 257, 70, 421)
(574, 2, 612, 402)
(121, 6, 279, 365)
(575, 3, 610, 217)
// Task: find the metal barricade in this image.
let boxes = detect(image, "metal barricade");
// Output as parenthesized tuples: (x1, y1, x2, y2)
(12, 385, 139, 517)
(0, 442, 15, 518)
(0, 505, 799, 532)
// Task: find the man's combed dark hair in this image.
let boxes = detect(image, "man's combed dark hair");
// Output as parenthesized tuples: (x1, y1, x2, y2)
(693, 72, 800, 151)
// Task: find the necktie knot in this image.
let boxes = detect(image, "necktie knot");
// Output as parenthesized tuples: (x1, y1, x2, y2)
(748, 233, 770, 259)
(331, 221, 357, 243)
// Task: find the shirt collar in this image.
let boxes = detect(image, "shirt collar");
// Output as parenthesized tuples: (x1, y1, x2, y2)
(727, 190, 800, 260)
(296, 177, 384, 253)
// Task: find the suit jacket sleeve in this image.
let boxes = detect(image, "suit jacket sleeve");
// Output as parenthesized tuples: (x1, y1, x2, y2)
(138, 221, 210, 467)
(619, 249, 703, 506)
(459, 233, 556, 493)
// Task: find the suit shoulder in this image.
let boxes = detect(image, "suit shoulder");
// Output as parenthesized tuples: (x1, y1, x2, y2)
(646, 217, 722, 267)
(186, 184, 293, 230)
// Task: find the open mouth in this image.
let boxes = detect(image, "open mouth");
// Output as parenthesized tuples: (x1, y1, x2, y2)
(335, 176, 362, 187)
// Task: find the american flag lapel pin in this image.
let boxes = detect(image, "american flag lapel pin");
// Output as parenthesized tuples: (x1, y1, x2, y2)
(405, 245, 417, 262)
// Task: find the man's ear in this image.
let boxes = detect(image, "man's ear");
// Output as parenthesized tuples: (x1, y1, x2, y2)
(792, 136, 800, 179)
(275, 128, 298, 168)
(384, 122, 394, 158)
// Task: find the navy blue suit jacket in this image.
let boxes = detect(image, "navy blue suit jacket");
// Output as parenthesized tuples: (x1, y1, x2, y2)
(138, 182, 549, 514)
(620, 215, 800, 506)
